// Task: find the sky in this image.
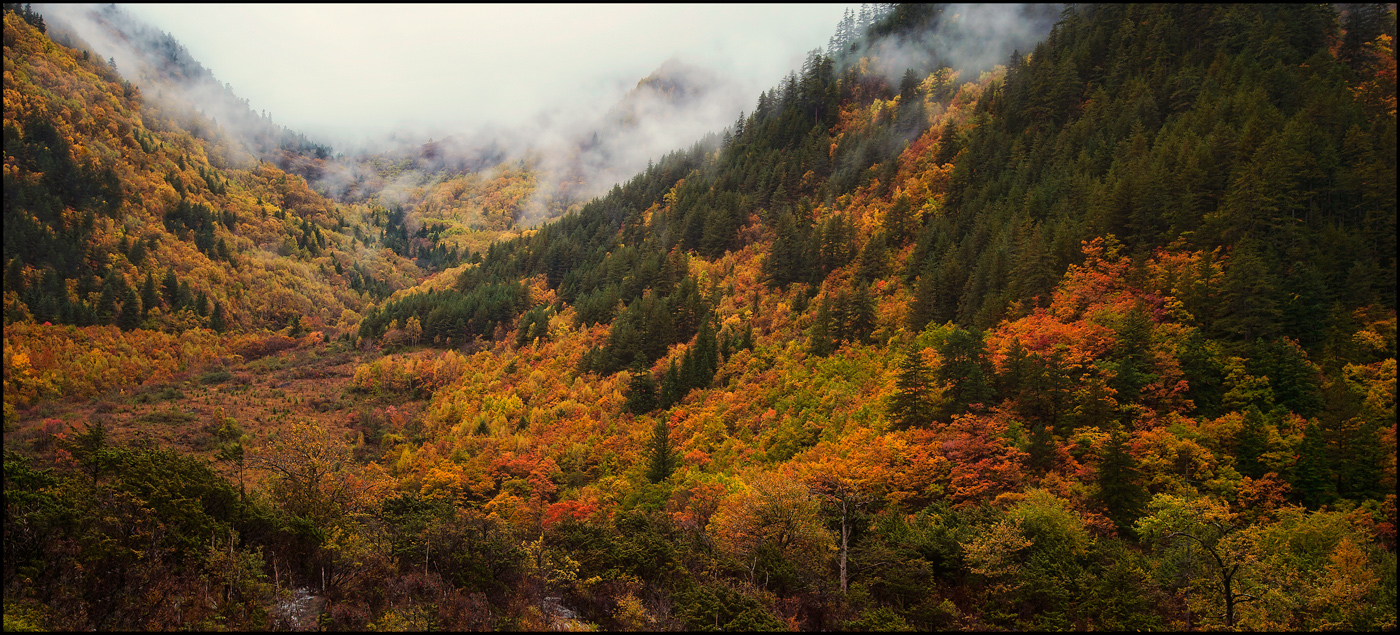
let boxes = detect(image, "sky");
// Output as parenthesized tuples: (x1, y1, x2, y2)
(113, 4, 856, 146)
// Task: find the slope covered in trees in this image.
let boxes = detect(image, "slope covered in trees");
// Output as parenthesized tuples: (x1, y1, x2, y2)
(4, 3, 1397, 631)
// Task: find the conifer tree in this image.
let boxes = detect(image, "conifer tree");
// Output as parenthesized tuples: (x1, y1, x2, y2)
(645, 418, 675, 483)
(1232, 407, 1270, 479)
(96, 282, 118, 325)
(888, 344, 934, 430)
(116, 285, 142, 331)
(659, 359, 682, 409)
(210, 300, 227, 333)
(810, 294, 836, 356)
(1294, 421, 1335, 508)
(625, 364, 659, 415)
(937, 328, 995, 416)
(140, 271, 159, 317)
(1095, 429, 1148, 536)
(696, 317, 719, 382)
(849, 281, 877, 344)
(162, 268, 178, 309)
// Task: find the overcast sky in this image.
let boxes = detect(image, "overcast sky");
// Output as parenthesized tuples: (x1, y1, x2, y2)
(115, 4, 855, 144)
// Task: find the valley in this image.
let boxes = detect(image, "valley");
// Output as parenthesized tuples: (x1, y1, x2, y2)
(4, 3, 1396, 631)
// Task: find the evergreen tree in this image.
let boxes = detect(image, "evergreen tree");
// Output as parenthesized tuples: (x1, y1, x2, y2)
(116, 285, 142, 331)
(1294, 421, 1335, 508)
(696, 317, 719, 382)
(140, 271, 159, 317)
(659, 358, 682, 409)
(937, 328, 995, 416)
(857, 232, 888, 282)
(625, 364, 659, 415)
(888, 344, 934, 430)
(885, 194, 915, 245)
(210, 300, 227, 333)
(848, 281, 877, 344)
(96, 282, 118, 325)
(810, 294, 836, 356)
(1095, 429, 1148, 536)
(1026, 422, 1056, 475)
(645, 418, 676, 483)
(1232, 407, 1270, 480)
(162, 268, 178, 309)
(175, 280, 193, 311)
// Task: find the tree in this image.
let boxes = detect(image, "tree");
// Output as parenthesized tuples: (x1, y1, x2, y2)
(937, 328, 994, 417)
(210, 301, 227, 333)
(1137, 494, 1260, 630)
(1095, 430, 1148, 536)
(708, 470, 833, 588)
(625, 364, 659, 415)
(116, 285, 141, 331)
(162, 268, 179, 309)
(801, 461, 875, 595)
(645, 418, 675, 483)
(249, 420, 354, 525)
(885, 194, 915, 245)
(1293, 421, 1335, 508)
(889, 344, 935, 429)
(96, 281, 118, 325)
(809, 294, 836, 356)
(848, 281, 877, 343)
(213, 410, 248, 499)
(140, 271, 159, 318)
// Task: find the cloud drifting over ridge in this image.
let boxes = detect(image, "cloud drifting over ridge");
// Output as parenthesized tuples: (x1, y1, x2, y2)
(91, 4, 855, 147)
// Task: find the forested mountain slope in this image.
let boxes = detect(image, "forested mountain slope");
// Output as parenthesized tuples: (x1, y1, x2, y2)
(4, 3, 1396, 632)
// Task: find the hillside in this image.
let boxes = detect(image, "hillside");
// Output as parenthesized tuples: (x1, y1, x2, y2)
(4, 3, 1397, 632)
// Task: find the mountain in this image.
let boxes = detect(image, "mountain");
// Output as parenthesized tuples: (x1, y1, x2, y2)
(3, 5, 427, 346)
(38, 3, 332, 171)
(4, 3, 1396, 632)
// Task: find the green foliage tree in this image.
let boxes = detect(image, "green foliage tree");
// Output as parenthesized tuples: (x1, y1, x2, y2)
(625, 364, 659, 415)
(115, 284, 141, 331)
(645, 418, 675, 483)
(888, 344, 935, 429)
(936, 328, 994, 417)
(1095, 430, 1148, 536)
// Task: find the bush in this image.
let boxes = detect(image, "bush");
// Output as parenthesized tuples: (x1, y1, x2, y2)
(198, 369, 232, 384)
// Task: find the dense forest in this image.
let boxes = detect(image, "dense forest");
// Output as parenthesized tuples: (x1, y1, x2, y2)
(4, 3, 1396, 631)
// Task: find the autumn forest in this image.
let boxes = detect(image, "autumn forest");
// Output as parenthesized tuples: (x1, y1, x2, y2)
(3, 3, 1397, 631)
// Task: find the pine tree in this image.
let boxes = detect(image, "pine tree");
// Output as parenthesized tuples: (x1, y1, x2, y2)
(1095, 429, 1148, 536)
(162, 269, 178, 309)
(1294, 421, 1335, 508)
(888, 344, 934, 430)
(625, 364, 659, 415)
(696, 317, 719, 382)
(1027, 422, 1056, 475)
(210, 300, 227, 333)
(645, 418, 675, 483)
(659, 359, 682, 409)
(140, 271, 159, 317)
(849, 281, 877, 344)
(176, 280, 196, 311)
(886, 194, 915, 245)
(96, 282, 118, 325)
(937, 328, 995, 416)
(116, 285, 142, 331)
(810, 294, 836, 356)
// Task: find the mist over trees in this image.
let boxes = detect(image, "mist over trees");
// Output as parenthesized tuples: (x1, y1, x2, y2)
(4, 2, 1397, 632)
